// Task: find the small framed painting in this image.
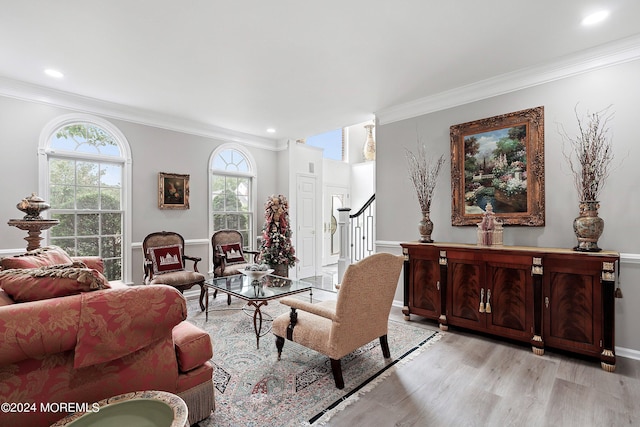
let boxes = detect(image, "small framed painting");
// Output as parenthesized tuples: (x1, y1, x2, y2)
(450, 106, 545, 226)
(158, 172, 190, 210)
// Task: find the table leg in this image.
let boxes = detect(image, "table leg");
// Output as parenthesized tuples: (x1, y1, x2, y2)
(205, 287, 209, 322)
(248, 300, 269, 349)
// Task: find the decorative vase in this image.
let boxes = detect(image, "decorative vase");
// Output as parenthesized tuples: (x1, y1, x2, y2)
(270, 264, 289, 278)
(363, 124, 376, 161)
(17, 193, 51, 220)
(573, 201, 604, 252)
(418, 211, 434, 243)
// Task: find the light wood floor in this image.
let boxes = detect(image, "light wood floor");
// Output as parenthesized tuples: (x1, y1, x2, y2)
(325, 306, 640, 427)
(192, 284, 640, 427)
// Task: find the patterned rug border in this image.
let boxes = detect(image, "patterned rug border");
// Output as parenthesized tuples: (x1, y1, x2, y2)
(186, 296, 442, 426)
(308, 329, 442, 426)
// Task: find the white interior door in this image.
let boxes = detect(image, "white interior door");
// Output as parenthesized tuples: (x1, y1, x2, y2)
(297, 175, 316, 278)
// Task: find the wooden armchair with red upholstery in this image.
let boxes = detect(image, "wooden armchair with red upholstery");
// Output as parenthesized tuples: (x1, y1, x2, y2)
(143, 231, 206, 311)
(211, 229, 260, 304)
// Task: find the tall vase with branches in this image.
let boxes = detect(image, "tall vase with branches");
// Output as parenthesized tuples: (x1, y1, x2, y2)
(560, 105, 616, 252)
(406, 146, 445, 243)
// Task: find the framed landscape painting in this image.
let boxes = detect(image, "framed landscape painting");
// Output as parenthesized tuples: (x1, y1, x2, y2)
(450, 106, 545, 226)
(158, 172, 190, 210)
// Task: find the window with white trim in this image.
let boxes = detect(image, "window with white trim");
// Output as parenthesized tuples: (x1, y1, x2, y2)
(210, 146, 255, 249)
(41, 117, 130, 281)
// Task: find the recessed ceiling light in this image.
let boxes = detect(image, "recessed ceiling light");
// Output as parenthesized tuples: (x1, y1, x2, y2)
(582, 10, 609, 26)
(44, 68, 64, 78)
(266, 128, 276, 133)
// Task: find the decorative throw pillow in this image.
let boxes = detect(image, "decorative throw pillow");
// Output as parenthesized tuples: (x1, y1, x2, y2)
(148, 244, 184, 275)
(0, 266, 111, 303)
(0, 245, 74, 269)
(217, 243, 245, 265)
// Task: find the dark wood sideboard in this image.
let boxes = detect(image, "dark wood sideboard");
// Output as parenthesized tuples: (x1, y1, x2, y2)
(400, 242, 619, 372)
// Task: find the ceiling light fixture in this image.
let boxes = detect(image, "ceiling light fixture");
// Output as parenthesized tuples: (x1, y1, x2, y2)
(266, 128, 276, 133)
(44, 68, 64, 78)
(582, 10, 609, 26)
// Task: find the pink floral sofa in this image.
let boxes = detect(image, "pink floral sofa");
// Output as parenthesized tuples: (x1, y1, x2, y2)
(0, 246, 215, 426)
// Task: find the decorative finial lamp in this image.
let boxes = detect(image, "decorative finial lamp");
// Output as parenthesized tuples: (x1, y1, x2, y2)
(7, 193, 59, 251)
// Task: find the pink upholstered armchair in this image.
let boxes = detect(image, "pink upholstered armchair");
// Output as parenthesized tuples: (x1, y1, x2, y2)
(272, 253, 404, 389)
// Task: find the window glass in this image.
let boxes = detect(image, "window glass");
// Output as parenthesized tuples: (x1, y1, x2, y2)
(212, 148, 249, 172)
(306, 128, 344, 161)
(47, 123, 124, 281)
(50, 124, 121, 156)
(210, 148, 253, 249)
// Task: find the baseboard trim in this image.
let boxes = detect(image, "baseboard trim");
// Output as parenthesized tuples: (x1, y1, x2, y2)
(616, 346, 640, 361)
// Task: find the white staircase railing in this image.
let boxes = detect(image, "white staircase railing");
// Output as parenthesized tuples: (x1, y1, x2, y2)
(337, 194, 375, 282)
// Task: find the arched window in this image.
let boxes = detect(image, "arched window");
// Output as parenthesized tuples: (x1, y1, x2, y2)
(209, 145, 256, 249)
(39, 114, 132, 282)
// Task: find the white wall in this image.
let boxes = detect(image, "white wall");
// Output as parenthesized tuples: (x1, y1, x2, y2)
(285, 142, 323, 278)
(345, 122, 370, 164)
(0, 96, 279, 285)
(375, 59, 640, 355)
(351, 162, 375, 210)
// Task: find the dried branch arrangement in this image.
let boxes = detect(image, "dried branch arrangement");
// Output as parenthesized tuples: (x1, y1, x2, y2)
(405, 146, 445, 213)
(560, 105, 615, 202)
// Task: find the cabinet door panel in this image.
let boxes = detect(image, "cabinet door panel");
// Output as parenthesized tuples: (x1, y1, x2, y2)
(410, 258, 440, 319)
(448, 261, 483, 329)
(548, 273, 597, 347)
(486, 264, 531, 341)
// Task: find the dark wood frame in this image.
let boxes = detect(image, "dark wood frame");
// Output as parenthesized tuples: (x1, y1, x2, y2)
(450, 106, 545, 226)
(158, 172, 190, 210)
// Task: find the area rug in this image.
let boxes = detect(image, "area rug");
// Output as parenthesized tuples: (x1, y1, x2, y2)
(186, 296, 441, 427)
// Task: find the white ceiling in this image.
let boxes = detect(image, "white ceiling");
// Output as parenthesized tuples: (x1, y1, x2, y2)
(2, 1, 640, 142)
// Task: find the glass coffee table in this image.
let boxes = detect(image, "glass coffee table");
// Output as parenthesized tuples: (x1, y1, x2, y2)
(204, 274, 313, 349)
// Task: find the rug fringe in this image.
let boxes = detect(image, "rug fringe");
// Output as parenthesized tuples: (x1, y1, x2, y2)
(309, 331, 443, 426)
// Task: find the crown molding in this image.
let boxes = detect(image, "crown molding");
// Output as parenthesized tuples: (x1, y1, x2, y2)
(0, 76, 279, 150)
(377, 34, 640, 125)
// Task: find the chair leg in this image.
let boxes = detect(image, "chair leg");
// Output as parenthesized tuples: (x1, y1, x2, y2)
(275, 336, 285, 360)
(330, 358, 344, 389)
(212, 285, 231, 305)
(199, 285, 206, 312)
(379, 335, 391, 358)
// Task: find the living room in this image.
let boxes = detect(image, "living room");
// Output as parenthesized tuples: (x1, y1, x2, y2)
(2, 2, 640, 426)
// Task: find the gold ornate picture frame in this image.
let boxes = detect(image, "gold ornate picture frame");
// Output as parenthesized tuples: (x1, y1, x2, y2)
(158, 172, 190, 210)
(450, 106, 545, 226)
